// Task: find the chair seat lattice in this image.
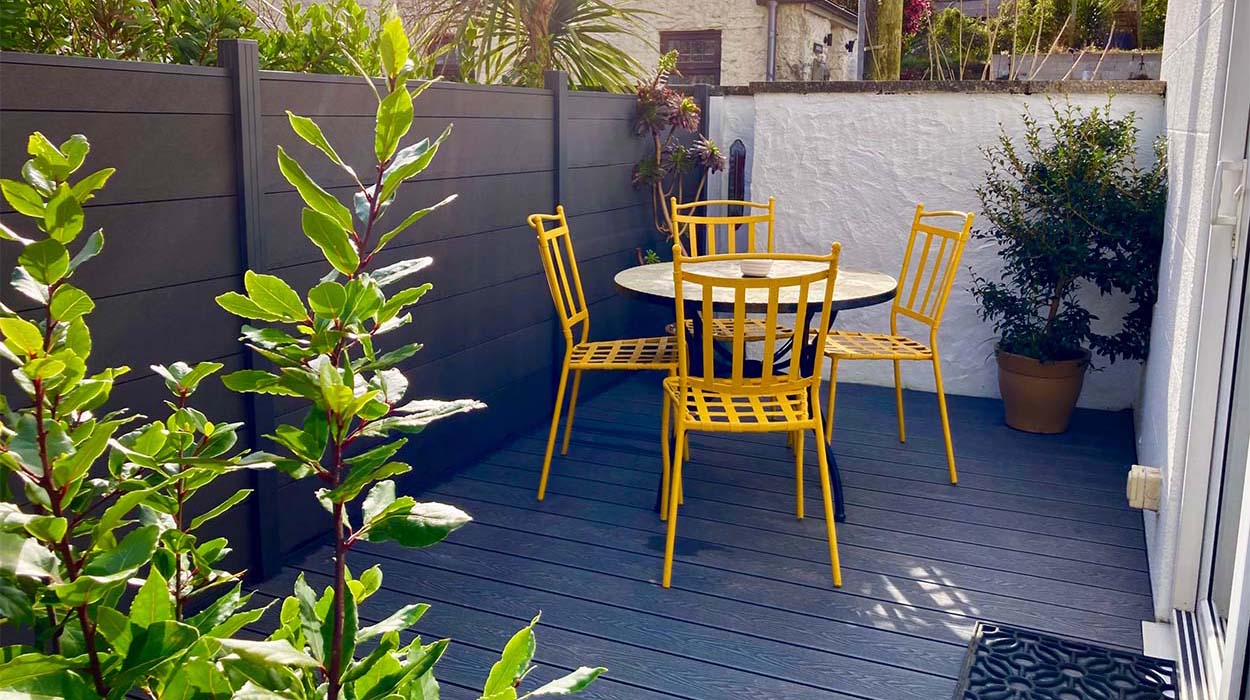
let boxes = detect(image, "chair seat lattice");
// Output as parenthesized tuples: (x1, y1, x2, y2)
(569, 336, 677, 370)
(663, 377, 811, 432)
(824, 330, 932, 361)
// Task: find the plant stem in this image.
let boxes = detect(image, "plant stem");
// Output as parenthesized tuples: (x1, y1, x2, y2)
(327, 435, 348, 700)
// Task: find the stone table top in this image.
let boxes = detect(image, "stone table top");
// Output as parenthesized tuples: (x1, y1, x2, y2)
(615, 260, 898, 313)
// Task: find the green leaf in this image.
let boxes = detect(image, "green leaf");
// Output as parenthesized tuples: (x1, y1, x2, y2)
(329, 460, 410, 504)
(118, 620, 200, 682)
(1, 179, 45, 217)
(526, 667, 608, 697)
(83, 525, 159, 577)
(59, 134, 89, 171)
(186, 583, 248, 634)
(375, 194, 456, 252)
(379, 126, 452, 203)
(0, 652, 81, 686)
(0, 220, 34, 245)
(216, 638, 321, 668)
(287, 111, 350, 170)
(359, 341, 424, 370)
(357, 603, 429, 643)
(361, 480, 399, 525)
(302, 207, 360, 276)
(43, 184, 84, 243)
(216, 291, 285, 323)
(484, 615, 540, 697)
(364, 498, 472, 548)
(277, 145, 353, 229)
(48, 284, 94, 322)
(379, 16, 411, 78)
(18, 238, 69, 285)
(359, 399, 484, 437)
(308, 280, 346, 317)
(70, 168, 115, 203)
(375, 85, 414, 162)
(51, 418, 118, 488)
(0, 317, 43, 356)
(160, 659, 234, 700)
(28, 132, 69, 179)
(244, 270, 307, 322)
(67, 229, 103, 272)
(292, 574, 325, 662)
(131, 566, 174, 628)
(0, 533, 59, 579)
(221, 370, 298, 396)
(188, 489, 252, 531)
(371, 257, 433, 288)
(152, 360, 224, 395)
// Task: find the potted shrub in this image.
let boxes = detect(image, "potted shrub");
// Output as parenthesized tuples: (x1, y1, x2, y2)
(971, 101, 1166, 433)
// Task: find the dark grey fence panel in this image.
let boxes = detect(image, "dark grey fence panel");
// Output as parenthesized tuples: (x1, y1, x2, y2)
(0, 52, 258, 569)
(0, 50, 665, 572)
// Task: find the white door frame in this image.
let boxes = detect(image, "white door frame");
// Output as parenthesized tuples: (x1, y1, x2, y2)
(1172, 0, 1250, 615)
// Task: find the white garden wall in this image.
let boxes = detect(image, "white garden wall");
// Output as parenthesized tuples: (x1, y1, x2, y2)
(717, 85, 1166, 410)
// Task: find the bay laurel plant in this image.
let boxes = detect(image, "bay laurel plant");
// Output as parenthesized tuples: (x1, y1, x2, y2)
(213, 17, 605, 700)
(0, 135, 282, 697)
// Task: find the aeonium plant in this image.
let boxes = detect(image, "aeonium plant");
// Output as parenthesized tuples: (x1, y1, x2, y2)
(0, 134, 280, 699)
(632, 50, 726, 252)
(213, 16, 605, 700)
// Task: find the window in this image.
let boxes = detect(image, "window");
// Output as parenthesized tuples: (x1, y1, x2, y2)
(659, 30, 722, 85)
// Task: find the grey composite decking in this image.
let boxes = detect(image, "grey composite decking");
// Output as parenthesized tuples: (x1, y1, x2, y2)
(248, 375, 1150, 700)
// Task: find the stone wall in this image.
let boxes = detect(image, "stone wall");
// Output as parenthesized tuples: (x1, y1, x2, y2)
(715, 82, 1165, 411)
(616, 1, 857, 84)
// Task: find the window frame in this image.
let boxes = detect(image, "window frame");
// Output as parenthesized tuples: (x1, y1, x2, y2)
(659, 29, 723, 86)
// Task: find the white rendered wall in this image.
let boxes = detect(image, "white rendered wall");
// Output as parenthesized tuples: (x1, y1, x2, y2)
(1135, 0, 1237, 621)
(720, 90, 1164, 410)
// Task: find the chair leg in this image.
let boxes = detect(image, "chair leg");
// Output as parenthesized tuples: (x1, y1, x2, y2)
(539, 360, 571, 501)
(560, 369, 583, 455)
(660, 388, 672, 521)
(931, 355, 957, 485)
(662, 425, 687, 588)
(813, 417, 843, 587)
(893, 359, 906, 443)
(825, 358, 839, 445)
(794, 429, 805, 520)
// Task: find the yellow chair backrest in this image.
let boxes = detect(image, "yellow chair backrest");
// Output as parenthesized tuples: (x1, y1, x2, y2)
(671, 198, 776, 256)
(672, 245, 841, 397)
(527, 206, 588, 343)
(892, 204, 975, 334)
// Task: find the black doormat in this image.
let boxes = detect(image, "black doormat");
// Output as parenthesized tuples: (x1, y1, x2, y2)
(954, 622, 1178, 699)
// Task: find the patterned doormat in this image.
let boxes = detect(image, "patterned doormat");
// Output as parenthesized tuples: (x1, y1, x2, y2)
(954, 622, 1178, 699)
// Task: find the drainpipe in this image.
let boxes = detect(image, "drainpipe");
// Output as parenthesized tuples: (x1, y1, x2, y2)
(766, 0, 778, 81)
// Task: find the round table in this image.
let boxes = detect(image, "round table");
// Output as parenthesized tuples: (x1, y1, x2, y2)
(614, 259, 898, 522)
(615, 260, 898, 312)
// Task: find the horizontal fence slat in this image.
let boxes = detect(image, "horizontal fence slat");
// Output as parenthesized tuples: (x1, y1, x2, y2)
(0, 113, 237, 208)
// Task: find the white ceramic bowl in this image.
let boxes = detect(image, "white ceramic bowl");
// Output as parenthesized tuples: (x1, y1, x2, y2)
(739, 259, 774, 278)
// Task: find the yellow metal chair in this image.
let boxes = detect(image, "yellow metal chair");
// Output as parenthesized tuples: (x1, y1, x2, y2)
(669, 197, 790, 341)
(822, 204, 975, 486)
(661, 244, 844, 588)
(529, 206, 678, 501)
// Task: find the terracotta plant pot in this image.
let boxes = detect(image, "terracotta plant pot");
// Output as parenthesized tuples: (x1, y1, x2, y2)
(995, 345, 1091, 434)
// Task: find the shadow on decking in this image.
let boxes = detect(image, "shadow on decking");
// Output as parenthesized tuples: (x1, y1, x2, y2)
(249, 375, 1147, 700)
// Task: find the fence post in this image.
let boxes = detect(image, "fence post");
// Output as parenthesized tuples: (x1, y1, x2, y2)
(544, 70, 569, 207)
(219, 38, 281, 581)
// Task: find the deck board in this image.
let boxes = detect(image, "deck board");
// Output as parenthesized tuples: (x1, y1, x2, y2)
(251, 376, 1150, 699)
